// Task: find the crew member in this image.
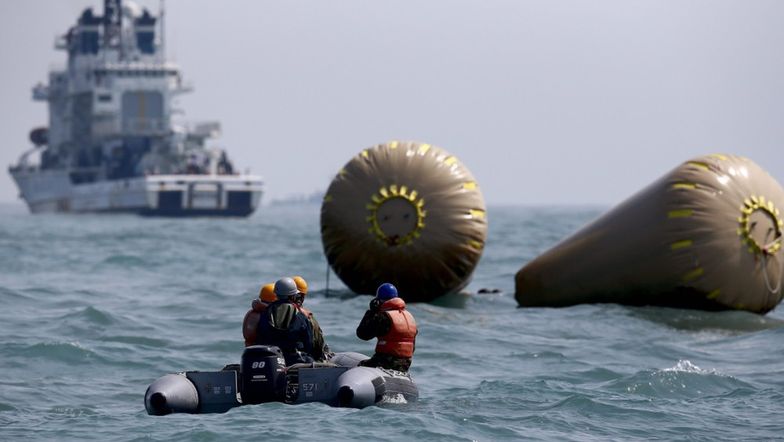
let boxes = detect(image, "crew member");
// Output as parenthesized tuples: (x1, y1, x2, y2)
(242, 283, 276, 347)
(255, 277, 317, 365)
(291, 275, 330, 361)
(356, 283, 417, 372)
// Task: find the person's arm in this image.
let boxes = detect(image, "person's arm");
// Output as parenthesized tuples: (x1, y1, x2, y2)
(356, 310, 377, 341)
(309, 315, 327, 361)
(356, 303, 392, 341)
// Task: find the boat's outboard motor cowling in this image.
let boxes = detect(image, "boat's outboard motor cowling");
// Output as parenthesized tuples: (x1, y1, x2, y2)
(240, 345, 286, 404)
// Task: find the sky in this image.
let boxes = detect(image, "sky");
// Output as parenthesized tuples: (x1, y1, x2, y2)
(0, 0, 781, 206)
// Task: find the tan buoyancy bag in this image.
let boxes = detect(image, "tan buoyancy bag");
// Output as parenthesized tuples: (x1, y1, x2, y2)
(515, 154, 784, 314)
(321, 141, 488, 302)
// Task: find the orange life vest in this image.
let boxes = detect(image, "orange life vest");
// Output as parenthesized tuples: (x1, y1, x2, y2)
(376, 297, 417, 358)
(242, 300, 269, 347)
(297, 305, 313, 319)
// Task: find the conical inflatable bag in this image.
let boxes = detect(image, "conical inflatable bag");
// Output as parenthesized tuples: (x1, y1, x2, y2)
(321, 141, 487, 302)
(515, 154, 784, 314)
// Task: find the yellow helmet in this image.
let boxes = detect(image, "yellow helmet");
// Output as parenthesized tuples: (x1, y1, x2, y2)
(259, 283, 277, 303)
(292, 275, 308, 295)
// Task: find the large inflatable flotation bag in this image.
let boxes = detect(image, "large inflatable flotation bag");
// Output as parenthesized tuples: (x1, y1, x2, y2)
(515, 154, 784, 314)
(321, 141, 487, 302)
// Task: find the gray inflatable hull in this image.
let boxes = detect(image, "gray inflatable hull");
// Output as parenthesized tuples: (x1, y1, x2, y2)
(144, 351, 418, 415)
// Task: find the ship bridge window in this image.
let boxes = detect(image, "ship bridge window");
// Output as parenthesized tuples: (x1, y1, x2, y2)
(122, 90, 163, 133)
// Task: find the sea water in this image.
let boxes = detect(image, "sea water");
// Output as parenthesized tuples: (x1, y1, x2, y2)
(1, 203, 782, 441)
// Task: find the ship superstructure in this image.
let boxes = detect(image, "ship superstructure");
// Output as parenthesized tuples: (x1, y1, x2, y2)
(9, 0, 263, 216)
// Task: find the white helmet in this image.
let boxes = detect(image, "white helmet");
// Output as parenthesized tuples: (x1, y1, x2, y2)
(273, 277, 299, 299)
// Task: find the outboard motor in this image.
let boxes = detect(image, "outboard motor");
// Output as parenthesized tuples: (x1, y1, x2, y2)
(240, 345, 286, 404)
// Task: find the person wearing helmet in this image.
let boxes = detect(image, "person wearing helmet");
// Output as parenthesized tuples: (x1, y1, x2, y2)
(242, 283, 276, 347)
(254, 277, 319, 365)
(356, 283, 418, 372)
(291, 276, 331, 361)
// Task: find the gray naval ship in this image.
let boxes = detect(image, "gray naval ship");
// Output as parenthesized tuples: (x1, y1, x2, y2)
(8, 0, 263, 216)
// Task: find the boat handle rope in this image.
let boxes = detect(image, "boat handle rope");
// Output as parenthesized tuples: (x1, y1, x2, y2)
(762, 251, 784, 295)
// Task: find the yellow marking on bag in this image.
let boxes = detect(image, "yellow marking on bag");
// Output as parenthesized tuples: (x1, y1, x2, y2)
(467, 240, 483, 250)
(682, 267, 704, 282)
(323, 194, 333, 202)
(706, 289, 721, 299)
(389, 141, 399, 149)
(670, 240, 693, 250)
(418, 144, 431, 155)
(469, 209, 486, 219)
(668, 209, 693, 218)
(709, 154, 728, 160)
(463, 181, 477, 190)
(672, 183, 697, 190)
(444, 156, 458, 166)
(688, 161, 710, 170)
(361, 150, 369, 158)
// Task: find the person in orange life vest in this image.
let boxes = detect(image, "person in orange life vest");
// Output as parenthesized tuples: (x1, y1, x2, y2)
(242, 283, 276, 347)
(291, 275, 330, 361)
(255, 278, 319, 365)
(356, 283, 417, 372)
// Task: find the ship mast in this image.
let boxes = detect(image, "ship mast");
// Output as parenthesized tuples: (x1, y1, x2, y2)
(159, 0, 166, 59)
(103, 0, 123, 55)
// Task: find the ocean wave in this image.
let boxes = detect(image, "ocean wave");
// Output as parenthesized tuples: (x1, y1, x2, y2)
(11, 341, 100, 365)
(101, 254, 147, 267)
(604, 359, 754, 398)
(62, 306, 116, 326)
(20, 286, 62, 297)
(630, 307, 784, 334)
(99, 335, 170, 348)
(662, 359, 715, 374)
(0, 286, 32, 301)
(47, 406, 99, 417)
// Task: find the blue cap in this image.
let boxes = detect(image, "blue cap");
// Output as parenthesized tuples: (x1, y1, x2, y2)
(376, 283, 398, 301)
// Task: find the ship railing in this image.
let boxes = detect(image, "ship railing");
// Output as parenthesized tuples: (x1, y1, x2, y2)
(10, 145, 45, 171)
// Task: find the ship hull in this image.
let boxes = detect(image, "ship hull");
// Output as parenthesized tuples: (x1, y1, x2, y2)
(9, 168, 263, 217)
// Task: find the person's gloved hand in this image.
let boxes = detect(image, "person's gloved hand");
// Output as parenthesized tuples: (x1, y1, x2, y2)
(251, 298, 264, 311)
(369, 297, 383, 311)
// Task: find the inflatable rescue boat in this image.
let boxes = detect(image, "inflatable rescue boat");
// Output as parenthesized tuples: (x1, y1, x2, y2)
(144, 345, 418, 415)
